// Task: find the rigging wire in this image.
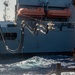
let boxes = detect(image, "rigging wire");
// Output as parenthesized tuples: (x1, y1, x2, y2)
(0, 20, 25, 53)
(20, 14, 49, 35)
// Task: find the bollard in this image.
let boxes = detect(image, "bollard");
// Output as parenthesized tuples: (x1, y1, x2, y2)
(56, 63, 61, 75)
(73, 48, 75, 61)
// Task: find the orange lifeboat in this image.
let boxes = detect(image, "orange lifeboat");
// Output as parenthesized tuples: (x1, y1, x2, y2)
(17, 8, 45, 17)
(47, 9, 71, 18)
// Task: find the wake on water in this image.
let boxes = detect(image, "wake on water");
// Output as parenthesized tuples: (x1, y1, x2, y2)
(0, 55, 75, 75)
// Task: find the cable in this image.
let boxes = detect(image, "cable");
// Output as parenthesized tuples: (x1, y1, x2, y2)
(25, 21, 38, 36)
(21, 14, 38, 21)
(0, 20, 25, 53)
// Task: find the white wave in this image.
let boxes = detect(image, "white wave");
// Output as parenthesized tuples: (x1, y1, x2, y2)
(2, 56, 75, 69)
(0, 55, 75, 75)
(9, 56, 58, 69)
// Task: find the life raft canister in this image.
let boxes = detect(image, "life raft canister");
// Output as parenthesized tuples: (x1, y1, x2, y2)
(17, 8, 45, 17)
(47, 9, 71, 18)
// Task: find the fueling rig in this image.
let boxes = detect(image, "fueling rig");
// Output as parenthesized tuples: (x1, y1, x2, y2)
(0, 0, 75, 54)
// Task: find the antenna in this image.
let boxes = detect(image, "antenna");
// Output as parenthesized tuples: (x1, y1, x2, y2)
(3, 0, 9, 21)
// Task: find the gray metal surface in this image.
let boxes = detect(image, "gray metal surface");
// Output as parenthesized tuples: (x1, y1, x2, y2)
(0, 0, 75, 54)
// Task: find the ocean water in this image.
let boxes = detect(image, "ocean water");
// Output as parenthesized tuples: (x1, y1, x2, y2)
(0, 55, 75, 75)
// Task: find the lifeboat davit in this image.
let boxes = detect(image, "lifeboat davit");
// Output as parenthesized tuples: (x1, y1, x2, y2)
(47, 9, 71, 18)
(17, 8, 45, 17)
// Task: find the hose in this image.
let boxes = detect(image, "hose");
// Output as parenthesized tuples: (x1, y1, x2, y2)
(0, 21, 25, 53)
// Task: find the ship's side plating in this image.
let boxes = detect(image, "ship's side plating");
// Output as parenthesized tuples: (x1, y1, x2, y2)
(0, 0, 75, 54)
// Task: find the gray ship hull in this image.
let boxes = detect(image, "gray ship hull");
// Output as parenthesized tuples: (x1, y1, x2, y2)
(0, 26, 75, 54)
(0, 0, 75, 54)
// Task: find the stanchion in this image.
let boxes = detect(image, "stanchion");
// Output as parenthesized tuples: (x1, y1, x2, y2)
(56, 63, 61, 75)
(73, 48, 75, 61)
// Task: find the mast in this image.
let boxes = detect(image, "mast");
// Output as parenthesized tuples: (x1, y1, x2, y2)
(3, 1, 9, 22)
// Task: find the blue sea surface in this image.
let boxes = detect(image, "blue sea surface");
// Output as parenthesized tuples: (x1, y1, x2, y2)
(0, 55, 75, 75)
